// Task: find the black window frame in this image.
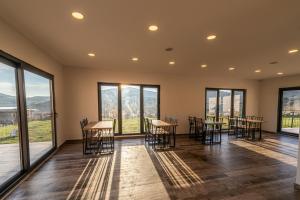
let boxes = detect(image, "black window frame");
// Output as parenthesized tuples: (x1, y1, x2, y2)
(0, 50, 57, 197)
(205, 88, 246, 120)
(98, 82, 160, 135)
(277, 87, 300, 135)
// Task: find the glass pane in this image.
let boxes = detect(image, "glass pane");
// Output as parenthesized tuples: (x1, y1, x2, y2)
(0, 60, 21, 184)
(24, 70, 54, 164)
(233, 91, 244, 117)
(121, 85, 140, 134)
(143, 87, 158, 120)
(101, 85, 118, 133)
(206, 90, 217, 120)
(281, 90, 300, 134)
(219, 90, 232, 128)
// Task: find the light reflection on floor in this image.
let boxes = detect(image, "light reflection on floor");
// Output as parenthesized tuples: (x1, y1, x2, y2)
(230, 140, 297, 167)
(154, 151, 204, 188)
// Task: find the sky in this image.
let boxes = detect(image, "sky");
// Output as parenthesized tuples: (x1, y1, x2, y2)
(0, 62, 50, 97)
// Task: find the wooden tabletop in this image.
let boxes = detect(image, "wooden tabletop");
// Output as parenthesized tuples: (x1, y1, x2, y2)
(151, 120, 173, 127)
(204, 120, 225, 125)
(83, 120, 113, 130)
(239, 118, 264, 123)
(228, 118, 264, 123)
(246, 119, 264, 123)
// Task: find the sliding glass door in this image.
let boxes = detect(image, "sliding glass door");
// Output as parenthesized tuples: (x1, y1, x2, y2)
(206, 90, 218, 120)
(121, 85, 141, 134)
(143, 87, 159, 120)
(233, 90, 244, 117)
(0, 59, 21, 187)
(205, 88, 246, 127)
(278, 88, 300, 135)
(24, 70, 55, 164)
(98, 83, 160, 134)
(100, 85, 119, 133)
(0, 51, 56, 195)
(219, 90, 232, 128)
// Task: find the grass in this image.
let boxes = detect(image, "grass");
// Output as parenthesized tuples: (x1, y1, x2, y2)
(122, 118, 140, 133)
(0, 120, 52, 144)
(282, 116, 300, 128)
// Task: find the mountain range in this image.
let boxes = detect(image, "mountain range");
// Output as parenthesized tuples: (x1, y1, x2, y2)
(0, 92, 50, 112)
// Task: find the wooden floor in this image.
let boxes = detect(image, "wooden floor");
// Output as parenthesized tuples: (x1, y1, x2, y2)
(0, 141, 52, 184)
(5, 134, 300, 200)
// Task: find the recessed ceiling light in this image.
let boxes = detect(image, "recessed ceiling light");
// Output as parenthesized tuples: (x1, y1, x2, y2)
(169, 61, 175, 65)
(132, 57, 139, 61)
(277, 72, 284, 75)
(201, 64, 207, 68)
(165, 47, 173, 52)
(269, 61, 278, 65)
(72, 12, 84, 20)
(148, 25, 158, 31)
(88, 53, 95, 57)
(255, 69, 261, 73)
(207, 34, 216, 40)
(228, 67, 235, 71)
(288, 49, 298, 54)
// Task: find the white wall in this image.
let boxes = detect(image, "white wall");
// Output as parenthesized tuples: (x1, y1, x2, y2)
(63, 66, 260, 140)
(259, 74, 300, 133)
(0, 19, 65, 146)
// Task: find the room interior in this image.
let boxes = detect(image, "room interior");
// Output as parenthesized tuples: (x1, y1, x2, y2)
(1, 0, 300, 199)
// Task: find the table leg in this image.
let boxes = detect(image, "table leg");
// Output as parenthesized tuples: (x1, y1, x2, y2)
(259, 123, 262, 140)
(220, 124, 222, 143)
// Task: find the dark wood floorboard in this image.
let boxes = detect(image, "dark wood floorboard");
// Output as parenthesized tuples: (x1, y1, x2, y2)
(4, 133, 300, 200)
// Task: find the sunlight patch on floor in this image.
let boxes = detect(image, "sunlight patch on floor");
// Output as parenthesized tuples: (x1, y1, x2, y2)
(230, 140, 297, 167)
(154, 151, 204, 188)
(66, 154, 114, 200)
(264, 138, 298, 149)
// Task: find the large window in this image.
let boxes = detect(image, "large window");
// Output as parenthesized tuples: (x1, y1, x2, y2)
(98, 83, 160, 134)
(24, 70, 55, 164)
(100, 85, 119, 133)
(205, 88, 246, 128)
(0, 59, 21, 188)
(0, 51, 56, 195)
(278, 87, 300, 135)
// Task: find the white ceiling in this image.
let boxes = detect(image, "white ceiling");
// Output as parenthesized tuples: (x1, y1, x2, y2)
(0, 0, 300, 79)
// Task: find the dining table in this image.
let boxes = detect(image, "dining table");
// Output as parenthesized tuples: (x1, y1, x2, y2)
(243, 119, 264, 140)
(231, 118, 264, 140)
(203, 120, 225, 144)
(83, 120, 113, 132)
(151, 119, 177, 148)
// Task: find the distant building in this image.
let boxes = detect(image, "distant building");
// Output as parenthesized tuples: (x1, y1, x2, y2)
(0, 107, 50, 126)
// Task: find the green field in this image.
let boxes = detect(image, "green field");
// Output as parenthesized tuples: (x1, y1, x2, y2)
(122, 118, 140, 133)
(0, 120, 52, 144)
(282, 116, 300, 128)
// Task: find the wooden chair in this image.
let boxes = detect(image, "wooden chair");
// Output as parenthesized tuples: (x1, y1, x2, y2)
(80, 119, 87, 154)
(236, 117, 247, 138)
(188, 116, 196, 138)
(83, 123, 101, 154)
(228, 117, 237, 135)
(194, 117, 204, 140)
(144, 118, 154, 144)
(100, 119, 116, 153)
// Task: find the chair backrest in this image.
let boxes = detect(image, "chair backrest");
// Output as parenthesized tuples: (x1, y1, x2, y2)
(195, 117, 203, 130)
(80, 119, 87, 137)
(112, 119, 117, 133)
(146, 118, 153, 133)
(188, 116, 195, 125)
(144, 118, 149, 133)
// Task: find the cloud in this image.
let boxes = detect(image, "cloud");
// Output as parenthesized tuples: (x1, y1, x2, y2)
(0, 82, 16, 96)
